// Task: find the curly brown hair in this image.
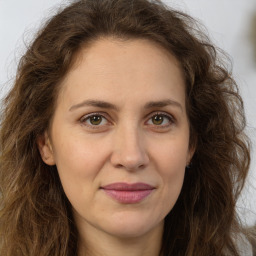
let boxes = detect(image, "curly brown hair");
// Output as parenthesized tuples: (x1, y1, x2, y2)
(0, 0, 251, 255)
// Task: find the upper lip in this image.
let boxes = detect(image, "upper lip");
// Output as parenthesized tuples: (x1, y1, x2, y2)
(101, 182, 155, 191)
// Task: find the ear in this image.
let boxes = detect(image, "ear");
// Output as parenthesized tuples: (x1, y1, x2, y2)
(186, 145, 196, 167)
(37, 131, 55, 166)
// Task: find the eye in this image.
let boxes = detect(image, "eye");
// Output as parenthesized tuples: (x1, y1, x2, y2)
(80, 113, 109, 127)
(146, 112, 174, 127)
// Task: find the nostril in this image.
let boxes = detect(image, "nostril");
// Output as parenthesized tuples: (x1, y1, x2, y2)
(115, 163, 124, 169)
(113, 161, 148, 171)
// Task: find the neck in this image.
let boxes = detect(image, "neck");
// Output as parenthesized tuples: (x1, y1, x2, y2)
(77, 222, 163, 256)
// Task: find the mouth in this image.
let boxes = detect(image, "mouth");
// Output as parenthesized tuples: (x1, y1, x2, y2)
(100, 182, 155, 204)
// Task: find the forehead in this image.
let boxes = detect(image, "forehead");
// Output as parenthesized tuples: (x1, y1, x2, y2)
(57, 37, 186, 108)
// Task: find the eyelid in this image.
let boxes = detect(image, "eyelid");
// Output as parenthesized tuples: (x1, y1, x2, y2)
(79, 112, 112, 127)
(79, 111, 175, 130)
(145, 111, 176, 126)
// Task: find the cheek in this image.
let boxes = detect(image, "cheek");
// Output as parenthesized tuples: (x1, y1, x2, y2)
(53, 132, 107, 176)
(51, 134, 106, 200)
(160, 153, 186, 198)
(152, 136, 189, 174)
(152, 138, 188, 204)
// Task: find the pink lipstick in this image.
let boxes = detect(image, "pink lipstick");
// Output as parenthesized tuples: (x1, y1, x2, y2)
(101, 182, 155, 204)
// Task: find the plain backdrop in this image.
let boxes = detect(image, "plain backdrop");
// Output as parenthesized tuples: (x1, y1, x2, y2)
(0, 0, 256, 226)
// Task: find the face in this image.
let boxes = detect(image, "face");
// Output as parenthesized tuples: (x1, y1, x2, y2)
(38, 38, 193, 240)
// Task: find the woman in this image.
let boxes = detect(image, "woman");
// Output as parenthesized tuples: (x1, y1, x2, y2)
(0, 0, 252, 255)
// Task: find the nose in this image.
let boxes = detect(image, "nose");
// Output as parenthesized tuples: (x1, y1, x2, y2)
(110, 125, 149, 171)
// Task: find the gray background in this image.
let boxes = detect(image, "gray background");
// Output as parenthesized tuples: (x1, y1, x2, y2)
(0, 0, 255, 226)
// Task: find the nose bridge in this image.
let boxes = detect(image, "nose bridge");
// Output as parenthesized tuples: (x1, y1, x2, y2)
(110, 121, 149, 170)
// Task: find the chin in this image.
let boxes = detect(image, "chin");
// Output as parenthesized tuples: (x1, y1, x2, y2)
(107, 226, 152, 239)
(102, 212, 163, 239)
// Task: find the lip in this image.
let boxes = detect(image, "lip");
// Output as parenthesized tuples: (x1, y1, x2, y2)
(101, 182, 155, 204)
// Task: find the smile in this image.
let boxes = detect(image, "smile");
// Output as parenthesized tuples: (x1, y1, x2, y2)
(100, 182, 155, 204)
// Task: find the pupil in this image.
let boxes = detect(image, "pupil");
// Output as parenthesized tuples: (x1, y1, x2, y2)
(153, 115, 163, 125)
(90, 116, 102, 125)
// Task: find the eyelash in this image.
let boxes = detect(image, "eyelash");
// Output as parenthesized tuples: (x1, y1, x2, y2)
(79, 111, 175, 130)
(146, 112, 175, 128)
(79, 112, 110, 129)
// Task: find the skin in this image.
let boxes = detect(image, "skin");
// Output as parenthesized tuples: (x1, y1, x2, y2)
(38, 37, 194, 256)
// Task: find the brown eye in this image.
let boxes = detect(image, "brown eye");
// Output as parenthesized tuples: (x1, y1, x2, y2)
(80, 114, 108, 127)
(152, 115, 164, 125)
(89, 115, 102, 125)
(146, 113, 174, 128)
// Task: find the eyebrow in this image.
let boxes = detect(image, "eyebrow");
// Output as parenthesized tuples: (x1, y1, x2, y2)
(69, 100, 118, 111)
(144, 99, 183, 111)
(69, 99, 183, 112)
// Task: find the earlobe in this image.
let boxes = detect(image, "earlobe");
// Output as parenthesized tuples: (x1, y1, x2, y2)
(37, 132, 55, 166)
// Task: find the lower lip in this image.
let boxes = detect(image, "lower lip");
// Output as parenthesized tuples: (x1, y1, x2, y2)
(102, 189, 153, 204)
